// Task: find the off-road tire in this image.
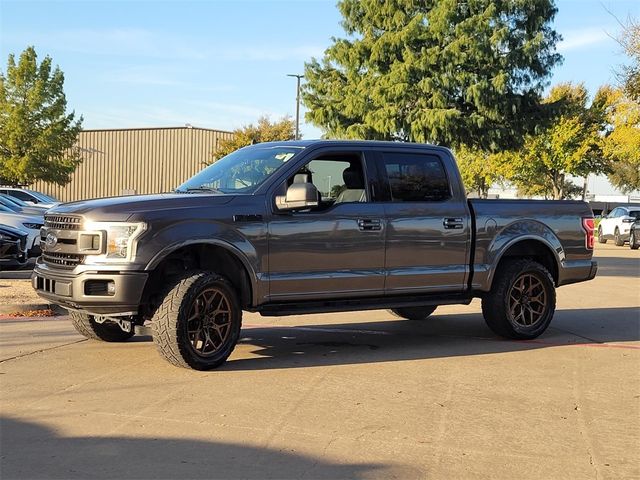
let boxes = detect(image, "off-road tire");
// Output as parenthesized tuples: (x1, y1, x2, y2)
(389, 306, 437, 320)
(630, 231, 639, 250)
(597, 227, 607, 244)
(481, 259, 556, 340)
(69, 311, 135, 342)
(614, 228, 625, 246)
(151, 271, 242, 370)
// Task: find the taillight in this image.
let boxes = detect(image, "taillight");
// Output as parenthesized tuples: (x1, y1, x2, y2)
(582, 217, 594, 250)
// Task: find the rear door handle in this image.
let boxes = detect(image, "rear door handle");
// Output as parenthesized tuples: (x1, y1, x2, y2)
(358, 218, 382, 231)
(443, 217, 464, 229)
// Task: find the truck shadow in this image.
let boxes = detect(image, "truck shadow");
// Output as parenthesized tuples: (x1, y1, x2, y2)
(0, 416, 399, 479)
(219, 307, 640, 371)
(592, 255, 640, 277)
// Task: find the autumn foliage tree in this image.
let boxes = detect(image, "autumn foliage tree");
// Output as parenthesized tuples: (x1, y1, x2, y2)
(618, 17, 639, 102)
(0, 46, 83, 186)
(454, 145, 505, 198)
(211, 116, 295, 162)
(501, 83, 608, 199)
(602, 86, 640, 193)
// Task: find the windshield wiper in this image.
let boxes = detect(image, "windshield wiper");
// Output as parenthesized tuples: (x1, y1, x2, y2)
(180, 187, 224, 194)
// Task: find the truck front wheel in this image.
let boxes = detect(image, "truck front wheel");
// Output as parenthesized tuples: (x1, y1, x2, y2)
(151, 272, 242, 370)
(69, 311, 135, 342)
(389, 306, 437, 320)
(481, 259, 556, 340)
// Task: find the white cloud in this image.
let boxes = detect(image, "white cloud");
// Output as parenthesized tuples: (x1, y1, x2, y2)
(214, 45, 325, 62)
(4, 28, 207, 60)
(558, 27, 611, 52)
(101, 65, 235, 93)
(82, 101, 286, 131)
(4, 27, 323, 63)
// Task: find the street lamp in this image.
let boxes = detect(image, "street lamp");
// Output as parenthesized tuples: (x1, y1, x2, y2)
(287, 74, 304, 140)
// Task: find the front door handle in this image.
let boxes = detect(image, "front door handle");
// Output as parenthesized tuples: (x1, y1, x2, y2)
(443, 217, 464, 229)
(358, 218, 382, 231)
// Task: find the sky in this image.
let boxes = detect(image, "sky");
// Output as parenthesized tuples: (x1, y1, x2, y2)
(1, 0, 639, 195)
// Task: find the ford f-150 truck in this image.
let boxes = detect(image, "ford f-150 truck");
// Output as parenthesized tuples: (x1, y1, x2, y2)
(33, 140, 597, 370)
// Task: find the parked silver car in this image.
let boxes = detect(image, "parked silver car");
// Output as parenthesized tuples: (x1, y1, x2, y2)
(0, 187, 58, 209)
(0, 204, 44, 257)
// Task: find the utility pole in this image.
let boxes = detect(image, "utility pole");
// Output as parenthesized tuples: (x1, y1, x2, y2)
(287, 74, 304, 140)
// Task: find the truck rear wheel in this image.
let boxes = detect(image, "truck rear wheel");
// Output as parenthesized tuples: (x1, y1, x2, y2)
(151, 272, 242, 370)
(481, 259, 556, 340)
(69, 311, 135, 342)
(389, 306, 437, 320)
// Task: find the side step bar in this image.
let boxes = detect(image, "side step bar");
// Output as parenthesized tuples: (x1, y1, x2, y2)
(256, 292, 473, 317)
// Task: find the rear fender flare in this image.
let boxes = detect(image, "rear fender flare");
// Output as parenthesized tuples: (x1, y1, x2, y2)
(484, 220, 564, 290)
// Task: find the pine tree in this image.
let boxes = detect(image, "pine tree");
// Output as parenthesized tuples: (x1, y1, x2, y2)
(303, 0, 561, 151)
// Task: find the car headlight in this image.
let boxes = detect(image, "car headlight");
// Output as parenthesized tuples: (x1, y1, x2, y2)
(83, 221, 146, 262)
(0, 233, 8, 241)
(23, 223, 43, 230)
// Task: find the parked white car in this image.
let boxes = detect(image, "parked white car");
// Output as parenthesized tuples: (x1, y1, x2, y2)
(0, 204, 44, 257)
(0, 187, 58, 208)
(597, 205, 640, 246)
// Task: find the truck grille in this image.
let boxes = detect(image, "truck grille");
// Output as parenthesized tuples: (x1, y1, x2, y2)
(44, 215, 82, 230)
(42, 252, 85, 268)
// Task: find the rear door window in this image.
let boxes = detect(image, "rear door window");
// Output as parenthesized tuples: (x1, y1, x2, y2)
(381, 152, 450, 202)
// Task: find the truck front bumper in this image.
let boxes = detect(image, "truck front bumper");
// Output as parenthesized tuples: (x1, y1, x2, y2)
(32, 262, 148, 315)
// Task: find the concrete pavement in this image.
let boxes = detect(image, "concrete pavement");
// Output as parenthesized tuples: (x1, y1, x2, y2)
(0, 244, 638, 479)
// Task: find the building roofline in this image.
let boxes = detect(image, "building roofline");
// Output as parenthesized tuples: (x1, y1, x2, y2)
(80, 126, 234, 134)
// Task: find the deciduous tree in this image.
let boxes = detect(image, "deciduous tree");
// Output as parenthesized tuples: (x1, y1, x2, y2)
(454, 145, 505, 198)
(601, 86, 640, 193)
(501, 83, 607, 199)
(211, 116, 295, 162)
(618, 17, 639, 102)
(0, 46, 83, 186)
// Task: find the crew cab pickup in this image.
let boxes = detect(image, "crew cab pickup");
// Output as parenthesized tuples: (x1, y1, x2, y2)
(33, 141, 597, 369)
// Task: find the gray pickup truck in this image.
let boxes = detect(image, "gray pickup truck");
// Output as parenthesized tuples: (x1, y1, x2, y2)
(33, 140, 597, 370)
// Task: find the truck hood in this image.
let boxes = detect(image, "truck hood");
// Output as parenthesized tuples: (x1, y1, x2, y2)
(48, 193, 235, 221)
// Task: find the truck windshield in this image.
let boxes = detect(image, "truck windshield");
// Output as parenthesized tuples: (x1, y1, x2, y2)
(176, 145, 303, 194)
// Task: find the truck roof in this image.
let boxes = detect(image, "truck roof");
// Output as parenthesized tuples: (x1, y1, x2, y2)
(254, 139, 452, 154)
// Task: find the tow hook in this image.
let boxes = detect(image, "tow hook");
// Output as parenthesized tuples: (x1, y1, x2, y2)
(94, 315, 134, 333)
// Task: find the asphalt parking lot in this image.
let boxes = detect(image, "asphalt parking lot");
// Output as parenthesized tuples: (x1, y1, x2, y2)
(0, 244, 638, 479)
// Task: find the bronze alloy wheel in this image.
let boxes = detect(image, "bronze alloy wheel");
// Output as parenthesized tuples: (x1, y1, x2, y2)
(507, 273, 548, 328)
(186, 287, 232, 357)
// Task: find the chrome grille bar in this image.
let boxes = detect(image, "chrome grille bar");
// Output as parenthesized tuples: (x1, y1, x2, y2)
(44, 215, 82, 230)
(42, 252, 85, 268)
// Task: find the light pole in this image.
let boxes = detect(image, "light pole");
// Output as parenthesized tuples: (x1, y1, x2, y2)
(287, 74, 304, 140)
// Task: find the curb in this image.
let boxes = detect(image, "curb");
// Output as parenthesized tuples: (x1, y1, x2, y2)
(0, 303, 67, 315)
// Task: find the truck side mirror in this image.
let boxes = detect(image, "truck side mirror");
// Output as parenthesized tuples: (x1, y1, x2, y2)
(275, 182, 319, 211)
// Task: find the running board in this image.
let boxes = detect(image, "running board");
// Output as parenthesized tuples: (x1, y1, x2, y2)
(256, 292, 473, 317)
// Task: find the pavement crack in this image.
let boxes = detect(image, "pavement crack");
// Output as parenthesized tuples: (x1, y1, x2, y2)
(550, 326, 604, 344)
(0, 338, 87, 364)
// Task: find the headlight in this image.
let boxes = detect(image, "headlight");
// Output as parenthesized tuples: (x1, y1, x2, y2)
(23, 223, 43, 230)
(0, 233, 8, 241)
(84, 221, 146, 262)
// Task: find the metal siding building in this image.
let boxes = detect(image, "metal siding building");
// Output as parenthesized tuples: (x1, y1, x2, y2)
(33, 127, 234, 202)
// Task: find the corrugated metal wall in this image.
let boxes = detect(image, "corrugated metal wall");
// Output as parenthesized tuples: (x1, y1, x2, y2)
(32, 127, 234, 202)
